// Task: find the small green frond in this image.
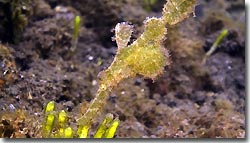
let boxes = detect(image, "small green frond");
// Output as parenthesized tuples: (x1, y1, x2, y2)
(73, 15, 81, 40)
(71, 15, 81, 52)
(203, 29, 229, 64)
(206, 29, 229, 57)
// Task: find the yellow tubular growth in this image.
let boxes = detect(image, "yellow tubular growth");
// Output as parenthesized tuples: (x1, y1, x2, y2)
(45, 101, 55, 113)
(58, 110, 67, 127)
(103, 118, 119, 138)
(43, 113, 55, 137)
(43, 101, 55, 137)
(64, 127, 73, 138)
(77, 0, 196, 137)
(55, 128, 64, 138)
(57, 110, 67, 137)
(77, 125, 89, 138)
(94, 113, 114, 138)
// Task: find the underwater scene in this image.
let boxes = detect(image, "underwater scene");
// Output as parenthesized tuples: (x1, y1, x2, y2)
(0, 0, 245, 138)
